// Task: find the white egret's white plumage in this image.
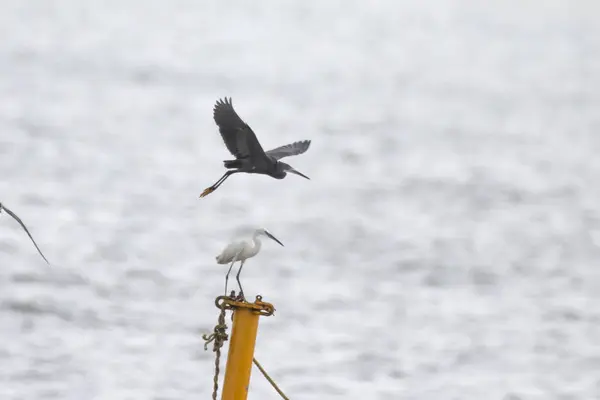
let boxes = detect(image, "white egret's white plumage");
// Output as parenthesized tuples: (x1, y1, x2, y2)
(216, 228, 284, 297)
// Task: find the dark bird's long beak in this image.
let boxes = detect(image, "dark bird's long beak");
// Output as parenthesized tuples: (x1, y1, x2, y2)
(265, 231, 284, 247)
(0, 204, 50, 265)
(288, 168, 310, 180)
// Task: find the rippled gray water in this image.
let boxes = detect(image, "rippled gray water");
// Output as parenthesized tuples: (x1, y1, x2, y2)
(1, 1, 599, 399)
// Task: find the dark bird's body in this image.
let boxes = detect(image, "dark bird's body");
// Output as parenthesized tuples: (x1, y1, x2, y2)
(200, 98, 311, 197)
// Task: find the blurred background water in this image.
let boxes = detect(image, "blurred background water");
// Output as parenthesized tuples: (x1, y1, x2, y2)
(1, 1, 599, 399)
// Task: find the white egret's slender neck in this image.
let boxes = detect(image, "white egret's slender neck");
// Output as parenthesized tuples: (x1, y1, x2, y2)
(250, 233, 263, 257)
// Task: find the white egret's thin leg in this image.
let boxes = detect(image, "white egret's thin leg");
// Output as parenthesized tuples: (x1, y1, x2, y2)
(224, 250, 243, 295)
(224, 259, 237, 295)
(235, 259, 246, 299)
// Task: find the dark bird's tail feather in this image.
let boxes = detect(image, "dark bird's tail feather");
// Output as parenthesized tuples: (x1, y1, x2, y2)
(224, 160, 242, 169)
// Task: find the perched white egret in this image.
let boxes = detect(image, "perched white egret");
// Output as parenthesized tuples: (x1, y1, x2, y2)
(216, 228, 284, 297)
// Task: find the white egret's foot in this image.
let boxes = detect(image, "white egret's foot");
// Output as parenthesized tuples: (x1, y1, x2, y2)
(234, 290, 246, 302)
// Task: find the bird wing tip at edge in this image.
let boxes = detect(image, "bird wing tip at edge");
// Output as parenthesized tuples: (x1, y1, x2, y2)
(214, 97, 234, 110)
(1, 204, 51, 265)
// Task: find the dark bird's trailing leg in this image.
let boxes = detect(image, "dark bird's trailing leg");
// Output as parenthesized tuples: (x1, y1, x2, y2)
(200, 170, 239, 198)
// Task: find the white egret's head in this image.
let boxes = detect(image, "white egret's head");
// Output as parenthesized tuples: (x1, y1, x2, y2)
(256, 228, 284, 247)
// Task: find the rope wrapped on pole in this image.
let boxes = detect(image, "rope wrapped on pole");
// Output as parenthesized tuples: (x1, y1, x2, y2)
(202, 298, 229, 400)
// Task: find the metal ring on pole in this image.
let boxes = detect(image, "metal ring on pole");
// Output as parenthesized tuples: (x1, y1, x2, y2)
(214, 294, 275, 316)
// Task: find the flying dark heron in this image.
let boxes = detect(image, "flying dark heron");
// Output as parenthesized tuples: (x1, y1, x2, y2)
(0, 202, 50, 265)
(199, 97, 311, 198)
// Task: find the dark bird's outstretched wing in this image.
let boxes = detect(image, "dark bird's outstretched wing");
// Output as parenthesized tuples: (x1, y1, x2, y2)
(0, 203, 50, 265)
(213, 98, 267, 164)
(265, 140, 311, 161)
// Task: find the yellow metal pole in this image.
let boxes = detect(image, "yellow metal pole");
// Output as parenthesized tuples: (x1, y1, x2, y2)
(221, 307, 259, 400)
(220, 296, 275, 400)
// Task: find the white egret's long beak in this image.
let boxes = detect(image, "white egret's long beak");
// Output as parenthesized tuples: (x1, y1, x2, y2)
(288, 168, 310, 180)
(265, 231, 284, 247)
